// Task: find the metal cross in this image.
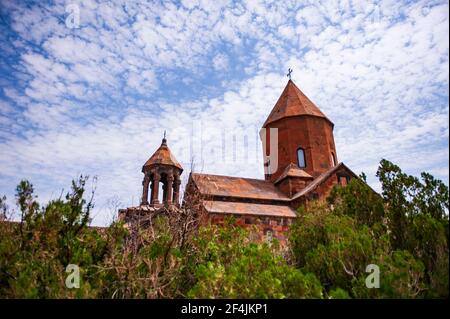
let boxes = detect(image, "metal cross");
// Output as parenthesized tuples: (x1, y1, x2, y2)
(287, 68, 293, 80)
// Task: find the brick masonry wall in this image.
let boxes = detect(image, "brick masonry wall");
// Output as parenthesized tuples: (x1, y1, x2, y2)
(184, 163, 356, 247)
(277, 177, 311, 197)
(208, 213, 294, 244)
(266, 116, 337, 181)
(290, 167, 355, 210)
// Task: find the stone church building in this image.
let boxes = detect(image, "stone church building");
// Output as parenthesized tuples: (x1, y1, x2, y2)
(119, 79, 358, 242)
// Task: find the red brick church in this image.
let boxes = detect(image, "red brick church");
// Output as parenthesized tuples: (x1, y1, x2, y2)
(119, 79, 358, 242)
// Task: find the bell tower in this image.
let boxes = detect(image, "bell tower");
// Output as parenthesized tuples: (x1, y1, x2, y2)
(261, 79, 338, 184)
(141, 134, 183, 207)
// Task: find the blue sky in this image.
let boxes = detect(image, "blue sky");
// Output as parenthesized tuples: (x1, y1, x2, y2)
(0, 0, 448, 225)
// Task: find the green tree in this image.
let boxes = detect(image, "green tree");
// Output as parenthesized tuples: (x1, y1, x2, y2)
(376, 159, 449, 249)
(327, 176, 385, 227)
(290, 159, 448, 298)
(376, 159, 449, 297)
(186, 220, 322, 299)
(0, 177, 113, 298)
(290, 201, 426, 298)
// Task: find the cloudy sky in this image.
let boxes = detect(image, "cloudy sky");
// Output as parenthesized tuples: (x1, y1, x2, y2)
(0, 0, 448, 225)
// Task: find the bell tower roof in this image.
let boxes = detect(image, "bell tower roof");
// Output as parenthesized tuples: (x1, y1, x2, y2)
(263, 80, 333, 127)
(143, 135, 183, 172)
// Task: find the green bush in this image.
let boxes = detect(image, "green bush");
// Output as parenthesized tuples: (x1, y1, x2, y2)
(290, 159, 448, 298)
(186, 222, 322, 299)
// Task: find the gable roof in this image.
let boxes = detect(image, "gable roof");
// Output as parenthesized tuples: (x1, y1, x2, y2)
(191, 173, 290, 202)
(263, 80, 333, 127)
(143, 138, 183, 171)
(291, 162, 358, 200)
(274, 163, 313, 184)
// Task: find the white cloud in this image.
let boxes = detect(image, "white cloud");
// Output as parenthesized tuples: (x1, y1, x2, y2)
(0, 0, 448, 226)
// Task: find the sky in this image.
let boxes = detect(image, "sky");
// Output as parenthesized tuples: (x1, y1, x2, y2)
(0, 0, 448, 226)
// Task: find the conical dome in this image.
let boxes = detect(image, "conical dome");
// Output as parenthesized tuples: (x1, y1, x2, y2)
(263, 79, 333, 127)
(142, 137, 183, 172)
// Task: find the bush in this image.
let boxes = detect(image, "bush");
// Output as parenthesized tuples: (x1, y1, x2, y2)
(289, 159, 448, 298)
(186, 221, 322, 298)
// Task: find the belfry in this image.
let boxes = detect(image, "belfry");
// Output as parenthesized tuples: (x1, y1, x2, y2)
(140, 135, 183, 207)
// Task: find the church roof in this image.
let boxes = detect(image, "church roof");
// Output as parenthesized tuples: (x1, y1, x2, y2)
(191, 173, 290, 202)
(203, 200, 297, 218)
(291, 162, 357, 200)
(143, 137, 183, 171)
(274, 163, 314, 184)
(263, 80, 333, 127)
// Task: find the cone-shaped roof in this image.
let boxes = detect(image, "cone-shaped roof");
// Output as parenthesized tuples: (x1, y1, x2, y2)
(143, 137, 183, 171)
(263, 80, 333, 127)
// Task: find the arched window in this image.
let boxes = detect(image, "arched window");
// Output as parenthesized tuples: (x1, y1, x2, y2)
(297, 148, 306, 168)
(331, 152, 337, 167)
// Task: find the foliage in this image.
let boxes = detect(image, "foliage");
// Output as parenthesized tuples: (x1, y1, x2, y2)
(377, 159, 449, 297)
(376, 159, 449, 249)
(96, 210, 196, 298)
(290, 159, 448, 298)
(1, 178, 316, 299)
(186, 220, 322, 299)
(0, 159, 448, 298)
(0, 177, 116, 298)
(327, 177, 385, 227)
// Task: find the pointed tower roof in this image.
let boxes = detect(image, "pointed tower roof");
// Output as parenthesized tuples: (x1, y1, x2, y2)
(143, 136, 183, 171)
(263, 80, 333, 127)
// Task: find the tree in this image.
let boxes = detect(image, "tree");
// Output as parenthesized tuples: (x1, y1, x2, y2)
(186, 220, 322, 299)
(376, 159, 449, 249)
(290, 159, 448, 298)
(376, 159, 449, 297)
(327, 175, 385, 227)
(289, 201, 426, 298)
(0, 176, 111, 298)
(0, 195, 7, 221)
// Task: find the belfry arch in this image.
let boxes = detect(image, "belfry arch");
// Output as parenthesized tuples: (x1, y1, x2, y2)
(140, 135, 182, 207)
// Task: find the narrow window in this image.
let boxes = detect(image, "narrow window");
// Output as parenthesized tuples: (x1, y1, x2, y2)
(297, 148, 306, 168)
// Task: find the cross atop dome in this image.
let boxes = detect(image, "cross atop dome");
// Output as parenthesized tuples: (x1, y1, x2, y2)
(286, 68, 293, 80)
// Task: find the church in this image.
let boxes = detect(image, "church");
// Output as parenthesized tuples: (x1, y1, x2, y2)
(119, 79, 358, 242)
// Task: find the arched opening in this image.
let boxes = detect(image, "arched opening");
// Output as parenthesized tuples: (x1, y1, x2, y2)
(297, 148, 306, 168)
(149, 172, 156, 204)
(148, 171, 179, 205)
(159, 173, 167, 203)
(158, 182, 164, 203)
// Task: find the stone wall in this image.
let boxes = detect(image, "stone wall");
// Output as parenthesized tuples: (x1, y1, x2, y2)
(265, 115, 337, 181)
(208, 212, 294, 244)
